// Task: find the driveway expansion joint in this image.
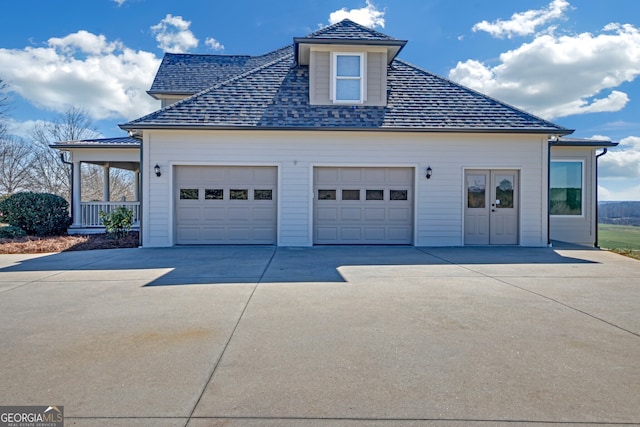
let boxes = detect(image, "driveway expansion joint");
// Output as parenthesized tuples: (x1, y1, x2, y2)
(184, 247, 278, 427)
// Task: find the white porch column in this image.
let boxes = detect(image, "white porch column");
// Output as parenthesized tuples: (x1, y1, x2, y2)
(134, 170, 140, 202)
(72, 161, 82, 227)
(103, 163, 110, 202)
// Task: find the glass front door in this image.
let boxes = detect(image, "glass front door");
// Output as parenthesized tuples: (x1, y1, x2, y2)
(465, 170, 519, 245)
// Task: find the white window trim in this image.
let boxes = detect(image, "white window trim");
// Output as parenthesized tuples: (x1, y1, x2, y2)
(331, 52, 365, 104)
(550, 159, 585, 218)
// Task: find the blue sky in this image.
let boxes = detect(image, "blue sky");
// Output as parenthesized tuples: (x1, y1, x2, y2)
(1, 0, 639, 200)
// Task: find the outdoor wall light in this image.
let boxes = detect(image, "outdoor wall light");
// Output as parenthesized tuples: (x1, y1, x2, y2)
(154, 164, 161, 177)
(426, 166, 433, 179)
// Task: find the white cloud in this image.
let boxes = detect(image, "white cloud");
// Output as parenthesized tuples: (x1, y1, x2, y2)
(329, 0, 385, 29)
(599, 183, 640, 201)
(595, 136, 640, 201)
(205, 37, 224, 51)
(151, 14, 198, 53)
(619, 135, 640, 150)
(0, 30, 160, 121)
(5, 118, 49, 139)
(47, 30, 121, 55)
(598, 184, 613, 200)
(599, 146, 640, 179)
(449, 23, 640, 119)
(588, 134, 612, 141)
(472, 0, 570, 39)
(113, 0, 126, 6)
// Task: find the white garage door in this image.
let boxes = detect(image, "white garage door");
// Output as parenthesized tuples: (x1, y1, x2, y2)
(313, 167, 413, 244)
(175, 166, 277, 244)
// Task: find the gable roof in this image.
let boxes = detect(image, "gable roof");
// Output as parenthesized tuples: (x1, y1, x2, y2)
(123, 20, 571, 136)
(299, 18, 398, 41)
(294, 19, 406, 65)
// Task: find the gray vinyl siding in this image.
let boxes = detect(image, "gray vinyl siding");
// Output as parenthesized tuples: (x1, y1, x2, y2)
(310, 51, 330, 104)
(141, 130, 549, 248)
(366, 52, 386, 105)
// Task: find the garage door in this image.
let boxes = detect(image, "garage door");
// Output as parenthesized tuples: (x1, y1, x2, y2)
(313, 167, 413, 244)
(175, 166, 277, 244)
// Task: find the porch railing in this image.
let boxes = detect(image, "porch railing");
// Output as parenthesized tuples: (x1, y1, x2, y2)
(79, 202, 141, 227)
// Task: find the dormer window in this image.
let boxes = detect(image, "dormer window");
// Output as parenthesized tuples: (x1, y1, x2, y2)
(333, 53, 364, 103)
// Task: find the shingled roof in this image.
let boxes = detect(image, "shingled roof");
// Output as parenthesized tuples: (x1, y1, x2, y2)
(148, 45, 293, 96)
(123, 20, 571, 135)
(299, 18, 398, 41)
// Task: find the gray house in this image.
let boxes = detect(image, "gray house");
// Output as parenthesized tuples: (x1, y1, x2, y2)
(55, 19, 616, 247)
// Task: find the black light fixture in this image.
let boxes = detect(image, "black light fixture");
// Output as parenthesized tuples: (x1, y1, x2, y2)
(154, 164, 161, 177)
(426, 166, 433, 179)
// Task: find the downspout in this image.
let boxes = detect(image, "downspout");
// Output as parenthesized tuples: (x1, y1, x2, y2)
(594, 148, 608, 248)
(137, 135, 144, 248)
(60, 153, 74, 224)
(547, 139, 560, 247)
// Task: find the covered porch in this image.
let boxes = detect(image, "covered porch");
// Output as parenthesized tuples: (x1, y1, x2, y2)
(53, 137, 141, 234)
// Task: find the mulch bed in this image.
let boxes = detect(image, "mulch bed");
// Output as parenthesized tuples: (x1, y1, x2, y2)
(0, 232, 139, 254)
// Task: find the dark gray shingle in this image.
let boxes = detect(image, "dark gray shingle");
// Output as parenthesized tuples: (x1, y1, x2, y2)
(301, 19, 397, 41)
(149, 46, 293, 95)
(123, 20, 570, 135)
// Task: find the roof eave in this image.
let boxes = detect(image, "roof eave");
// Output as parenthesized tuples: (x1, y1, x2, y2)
(119, 123, 573, 135)
(552, 139, 618, 148)
(293, 37, 407, 47)
(147, 90, 195, 99)
(51, 143, 140, 149)
(294, 38, 408, 64)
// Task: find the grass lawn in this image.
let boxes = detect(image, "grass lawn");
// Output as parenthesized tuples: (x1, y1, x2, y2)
(598, 224, 640, 260)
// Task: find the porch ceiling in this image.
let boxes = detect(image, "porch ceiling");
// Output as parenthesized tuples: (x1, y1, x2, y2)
(81, 161, 140, 172)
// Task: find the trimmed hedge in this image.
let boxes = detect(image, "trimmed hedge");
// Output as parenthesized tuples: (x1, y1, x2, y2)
(0, 225, 27, 238)
(0, 192, 72, 236)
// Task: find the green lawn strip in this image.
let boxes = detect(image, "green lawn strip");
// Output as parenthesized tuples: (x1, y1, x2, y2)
(598, 225, 640, 258)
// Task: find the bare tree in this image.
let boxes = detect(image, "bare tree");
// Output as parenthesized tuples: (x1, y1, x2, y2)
(79, 165, 135, 202)
(0, 136, 34, 194)
(0, 79, 11, 144)
(29, 107, 135, 202)
(29, 107, 100, 200)
(109, 168, 136, 201)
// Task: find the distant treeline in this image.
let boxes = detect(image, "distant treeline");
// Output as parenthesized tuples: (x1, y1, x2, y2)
(598, 201, 640, 226)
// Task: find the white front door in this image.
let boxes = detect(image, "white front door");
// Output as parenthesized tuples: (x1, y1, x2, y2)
(464, 170, 519, 245)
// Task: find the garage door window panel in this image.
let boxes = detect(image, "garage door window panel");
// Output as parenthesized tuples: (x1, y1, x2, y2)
(366, 189, 384, 200)
(230, 189, 248, 200)
(318, 189, 337, 200)
(390, 190, 408, 201)
(254, 189, 273, 200)
(205, 189, 224, 200)
(180, 189, 199, 200)
(342, 189, 360, 200)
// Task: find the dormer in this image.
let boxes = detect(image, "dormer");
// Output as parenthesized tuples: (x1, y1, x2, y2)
(294, 19, 407, 106)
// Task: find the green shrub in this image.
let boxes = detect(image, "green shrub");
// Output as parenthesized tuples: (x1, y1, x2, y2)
(0, 192, 72, 236)
(99, 206, 134, 239)
(0, 225, 27, 238)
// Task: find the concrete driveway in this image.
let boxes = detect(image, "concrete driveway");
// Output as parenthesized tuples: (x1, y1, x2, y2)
(0, 245, 639, 426)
